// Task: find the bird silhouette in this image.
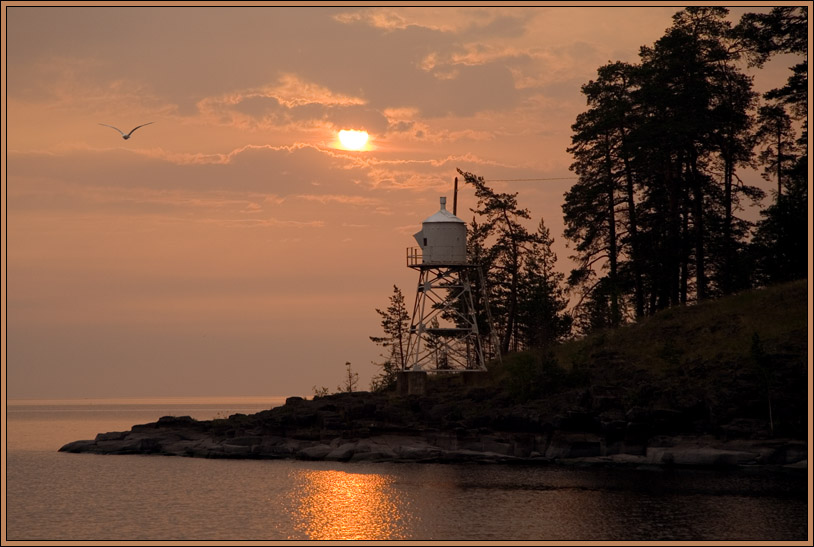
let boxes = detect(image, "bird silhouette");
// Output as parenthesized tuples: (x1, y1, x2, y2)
(99, 122, 155, 140)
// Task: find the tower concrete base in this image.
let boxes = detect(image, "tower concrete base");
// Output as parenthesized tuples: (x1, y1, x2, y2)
(397, 371, 427, 396)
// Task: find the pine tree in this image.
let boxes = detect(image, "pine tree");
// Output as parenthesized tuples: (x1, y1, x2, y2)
(457, 169, 539, 354)
(737, 6, 808, 286)
(565, 7, 770, 315)
(517, 219, 572, 349)
(369, 285, 410, 390)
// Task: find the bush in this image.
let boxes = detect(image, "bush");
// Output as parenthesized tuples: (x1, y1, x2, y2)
(504, 351, 568, 402)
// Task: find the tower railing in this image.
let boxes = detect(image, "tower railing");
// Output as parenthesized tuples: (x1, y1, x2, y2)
(406, 247, 422, 267)
(407, 247, 479, 269)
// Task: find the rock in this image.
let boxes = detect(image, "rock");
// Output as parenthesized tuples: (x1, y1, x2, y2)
(325, 443, 358, 461)
(395, 444, 442, 461)
(349, 448, 396, 462)
(156, 415, 199, 428)
(95, 431, 128, 441)
(647, 445, 759, 467)
(296, 444, 333, 460)
(439, 449, 518, 464)
(555, 411, 599, 432)
(606, 453, 648, 465)
(59, 440, 97, 453)
(225, 436, 263, 447)
(218, 443, 255, 457)
(544, 431, 603, 459)
(55, 388, 807, 470)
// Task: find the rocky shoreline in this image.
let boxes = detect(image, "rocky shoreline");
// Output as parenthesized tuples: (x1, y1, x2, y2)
(59, 392, 807, 470)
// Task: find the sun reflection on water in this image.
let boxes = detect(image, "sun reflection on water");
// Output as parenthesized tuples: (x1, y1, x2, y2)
(289, 467, 410, 540)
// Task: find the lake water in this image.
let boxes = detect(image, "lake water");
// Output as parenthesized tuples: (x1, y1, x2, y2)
(4, 398, 810, 542)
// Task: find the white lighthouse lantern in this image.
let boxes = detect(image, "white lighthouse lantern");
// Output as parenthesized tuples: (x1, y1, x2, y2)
(412, 197, 467, 265)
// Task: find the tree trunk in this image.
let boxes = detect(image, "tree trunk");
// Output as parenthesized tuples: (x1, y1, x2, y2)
(501, 210, 519, 355)
(604, 141, 620, 327)
(680, 185, 690, 305)
(622, 147, 644, 318)
(667, 155, 682, 307)
(722, 156, 733, 295)
(689, 149, 707, 301)
(776, 124, 783, 200)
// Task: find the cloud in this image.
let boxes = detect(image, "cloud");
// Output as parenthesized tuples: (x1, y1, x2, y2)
(205, 217, 326, 229)
(333, 7, 522, 34)
(9, 7, 571, 145)
(6, 53, 178, 124)
(6, 144, 348, 199)
(7, 140, 492, 223)
(193, 74, 390, 135)
(294, 194, 381, 207)
(264, 74, 367, 108)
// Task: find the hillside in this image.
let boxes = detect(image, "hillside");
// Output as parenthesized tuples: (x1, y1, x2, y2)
(60, 280, 809, 465)
(489, 278, 809, 439)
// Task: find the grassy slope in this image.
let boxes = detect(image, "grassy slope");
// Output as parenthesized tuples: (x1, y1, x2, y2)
(557, 278, 808, 376)
(483, 279, 809, 438)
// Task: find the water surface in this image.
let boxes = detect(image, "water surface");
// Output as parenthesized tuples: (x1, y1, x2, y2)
(5, 399, 809, 541)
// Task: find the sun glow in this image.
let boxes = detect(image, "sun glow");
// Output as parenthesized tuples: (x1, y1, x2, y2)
(291, 469, 408, 540)
(337, 129, 369, 151)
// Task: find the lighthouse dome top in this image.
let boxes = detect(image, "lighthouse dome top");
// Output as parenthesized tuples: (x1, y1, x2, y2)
(422, 197, 465, 224)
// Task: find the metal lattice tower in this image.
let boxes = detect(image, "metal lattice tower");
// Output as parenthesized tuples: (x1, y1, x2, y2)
(404, 197, 499, 373)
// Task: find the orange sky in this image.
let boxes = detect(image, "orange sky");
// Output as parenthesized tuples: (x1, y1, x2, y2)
(3, 2, 801, 399)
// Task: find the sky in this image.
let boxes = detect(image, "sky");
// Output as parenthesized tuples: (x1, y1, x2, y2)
(3, 2, 803, 400)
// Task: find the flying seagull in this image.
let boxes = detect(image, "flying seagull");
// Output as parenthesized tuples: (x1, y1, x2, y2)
(99, 122, 155, 140)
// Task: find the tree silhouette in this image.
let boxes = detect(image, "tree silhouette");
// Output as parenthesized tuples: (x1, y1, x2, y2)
(369, 285, 410, 390)
(563, 6, 801, 324)
(458, 168, 539, 353)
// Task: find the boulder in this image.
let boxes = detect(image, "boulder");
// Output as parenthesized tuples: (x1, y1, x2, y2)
(59, 440, 97, 453)
(647, 445, 759, 467)
(296, 444, 333, 460)
(325, 443, 358, 461)
(95, 431, 128, 441)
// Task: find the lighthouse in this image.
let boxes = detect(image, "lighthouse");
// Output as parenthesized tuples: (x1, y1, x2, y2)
(404, 196, 497, 377)
(411, 196, 467, 265)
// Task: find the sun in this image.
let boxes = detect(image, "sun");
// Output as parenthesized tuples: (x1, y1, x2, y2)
(338, 129, 369, 151)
